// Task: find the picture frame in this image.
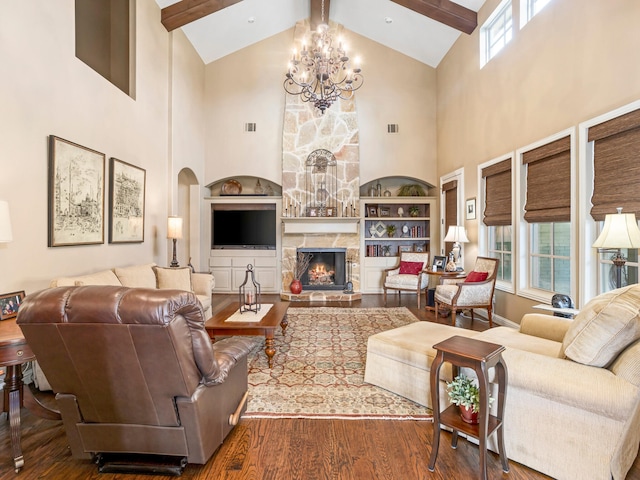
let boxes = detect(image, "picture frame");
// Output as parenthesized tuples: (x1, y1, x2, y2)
(399, 245, 412, 253)
(379, 207, 391, 217)
(466, 197, 476, 220)
(109, 158, 146, 243)
(307, 207, 318, 217)
(433, 255, 447, 271)
(0, 291, 25, 321)
(325, 207, 336, 217)
(368, 206, 378, 217)
(48, 135, 105, 247)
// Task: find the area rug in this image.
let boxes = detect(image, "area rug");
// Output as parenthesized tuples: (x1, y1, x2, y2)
(243, 307, 432, 420)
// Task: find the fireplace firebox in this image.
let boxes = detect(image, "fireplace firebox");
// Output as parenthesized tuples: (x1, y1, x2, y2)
(298, 248, 346, 291)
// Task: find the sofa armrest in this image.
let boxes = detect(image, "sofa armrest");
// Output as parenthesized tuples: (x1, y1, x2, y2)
(519, 313, 572, 342)
(499, 348, 638, 420)
(191, 272, 214, 296)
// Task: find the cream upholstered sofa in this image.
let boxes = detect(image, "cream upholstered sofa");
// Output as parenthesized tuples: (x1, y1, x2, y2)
(50, 263, 214, 318)
(365, 284, 640, 480)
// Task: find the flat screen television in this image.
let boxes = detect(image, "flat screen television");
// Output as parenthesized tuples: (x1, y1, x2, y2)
(212, 207, 276, 250)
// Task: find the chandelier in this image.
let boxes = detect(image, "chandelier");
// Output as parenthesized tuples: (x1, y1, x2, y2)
(283, 0, 363, 114)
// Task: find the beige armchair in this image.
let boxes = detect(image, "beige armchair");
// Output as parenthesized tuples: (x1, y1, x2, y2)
(434, 256, 499, 327)
(383, 252, 430, 308)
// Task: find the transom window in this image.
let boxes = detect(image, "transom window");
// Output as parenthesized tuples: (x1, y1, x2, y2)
(480, 0, 513, 67)
(520, 0, 553, 27)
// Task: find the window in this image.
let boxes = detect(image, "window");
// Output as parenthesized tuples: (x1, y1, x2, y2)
(480, 0, 513, 67)
(519, 133, 573, 300)
(481, 157, 513, 286)
(75, 0, 134, 96)
(520, 0, 553, 28)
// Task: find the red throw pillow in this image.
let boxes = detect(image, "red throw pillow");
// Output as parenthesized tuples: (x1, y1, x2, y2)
(399, 261, 424, 275)
(464, 271, 489, 283)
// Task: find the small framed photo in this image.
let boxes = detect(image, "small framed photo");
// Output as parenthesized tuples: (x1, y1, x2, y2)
(307, 207, 318, 217)
(466, 197, 476, 220)
(368, 206, 378, 217)
(0, 291, 25, 321)
(433, 255, 447, 271)
(326, 207, 336, 217)
(414, 244, 425, 253)
(399, 245, 413, 253)
(379, 207, 391, 217)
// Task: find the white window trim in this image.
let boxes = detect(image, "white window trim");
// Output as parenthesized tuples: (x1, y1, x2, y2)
(478, 153, 516, 294)
(578, 99, 640, 307)
(519, 0, 552, 29)
(515, 127, 576, 305)
(440, 168, 465, 258)
(480, 0, 513, 68)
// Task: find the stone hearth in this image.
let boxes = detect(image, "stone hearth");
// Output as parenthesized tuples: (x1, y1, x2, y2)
(280, 291, 362, 302)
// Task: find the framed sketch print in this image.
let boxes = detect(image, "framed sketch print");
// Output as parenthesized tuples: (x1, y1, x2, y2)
(109, 158, 146, 243)
(433, 255, 447, 271)
(48, 136, 105, 247)
(0, 291, 25, 321)
(466, 197, 477, 220)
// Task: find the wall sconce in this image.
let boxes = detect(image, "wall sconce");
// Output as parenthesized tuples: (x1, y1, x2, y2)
(592, 207, 640, 289)
(167, 216, 183, 268)
(444, 225, 469, 270)
(0, 200, 13, 244)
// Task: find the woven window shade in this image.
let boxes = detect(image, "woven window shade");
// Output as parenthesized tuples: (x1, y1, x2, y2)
(443, 180, 458, 254)
(482, 159, 512, 226)
(588, 108, 640, 221)
(523, 136, 571, 223)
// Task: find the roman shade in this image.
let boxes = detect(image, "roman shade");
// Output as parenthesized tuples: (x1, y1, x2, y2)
(588, 108, 640, 221)
(443, 180, 458, 254)
(482, 158, 512, 226)
(522, 136, 571, 223)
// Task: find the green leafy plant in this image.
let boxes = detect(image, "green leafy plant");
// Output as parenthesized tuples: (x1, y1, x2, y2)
(446, 374, 493, 413)
(408, 206, 420, 217)
(386, 225, 397, 237)
(397, 184, 426, 196)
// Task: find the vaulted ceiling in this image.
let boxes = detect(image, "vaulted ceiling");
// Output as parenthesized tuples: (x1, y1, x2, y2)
(155, 0, 486, 67)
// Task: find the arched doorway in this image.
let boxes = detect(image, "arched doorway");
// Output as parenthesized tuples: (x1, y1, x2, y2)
(177, 168, 201, 270)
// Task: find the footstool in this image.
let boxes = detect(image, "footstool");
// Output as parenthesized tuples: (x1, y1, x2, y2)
(363, 322, 479, 407)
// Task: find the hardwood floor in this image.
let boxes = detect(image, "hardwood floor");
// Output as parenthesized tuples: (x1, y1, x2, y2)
(2, 294, 639, 479)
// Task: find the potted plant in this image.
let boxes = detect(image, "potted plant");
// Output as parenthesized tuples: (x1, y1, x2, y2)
(386, 224, 397, 238)
(409, 206, 420, 217)
(286, 252, 312, 294)
(446, 374, 493, 424)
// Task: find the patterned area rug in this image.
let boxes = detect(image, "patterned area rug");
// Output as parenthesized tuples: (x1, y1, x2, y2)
(243, 307, 432, 420)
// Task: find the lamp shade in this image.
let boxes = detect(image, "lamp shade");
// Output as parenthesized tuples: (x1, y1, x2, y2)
(444, 225, 469, 243)
(167, 216, 183, 239)
(593, 209, 640, 249)
(0, 200, 13, 243)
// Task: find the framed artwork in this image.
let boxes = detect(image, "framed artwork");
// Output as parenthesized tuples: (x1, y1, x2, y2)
(109, 158, 146, 243)
(0, 291, 25, 321)
(48, 136, 105, 247)
(368, 206, 378, 217)
(307, 207, 318, 217)
(379, 207, 391, 217)
(325, 207, 336, 217)
(433, 255, 447, 271)
(466, 197, 477, 220)
(399, 245, 412, 253)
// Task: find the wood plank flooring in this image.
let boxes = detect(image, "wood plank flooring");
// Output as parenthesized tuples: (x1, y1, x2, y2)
(2, 294, 639, 479)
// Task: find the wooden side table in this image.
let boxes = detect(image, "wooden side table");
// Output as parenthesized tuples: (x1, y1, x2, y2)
(428, 335, 509, 480)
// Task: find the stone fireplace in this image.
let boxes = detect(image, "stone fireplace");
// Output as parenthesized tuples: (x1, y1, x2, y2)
(298, 247, 347, 291)
(280, 19, 361, 299)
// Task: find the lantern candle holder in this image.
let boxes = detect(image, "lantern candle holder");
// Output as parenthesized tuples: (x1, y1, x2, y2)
(239, 264, 261, 314)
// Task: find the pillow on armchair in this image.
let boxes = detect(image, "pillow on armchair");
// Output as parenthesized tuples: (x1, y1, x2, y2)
(464, 271, 489, 283)
(399, 261, 424, 275)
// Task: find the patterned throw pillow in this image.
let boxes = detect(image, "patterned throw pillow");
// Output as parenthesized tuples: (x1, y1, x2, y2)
(399, 261, 424, 275)
(464, 271, 488, 283)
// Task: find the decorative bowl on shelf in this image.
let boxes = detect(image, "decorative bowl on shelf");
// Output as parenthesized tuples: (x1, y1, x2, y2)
(221, 179, 242, 195)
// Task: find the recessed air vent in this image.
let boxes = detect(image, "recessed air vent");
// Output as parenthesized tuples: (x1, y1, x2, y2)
(387, 124, 399, 133)
(244, 122, 256, 132)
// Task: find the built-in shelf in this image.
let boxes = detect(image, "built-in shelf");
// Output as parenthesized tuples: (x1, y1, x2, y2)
(282, 217, 360, 235)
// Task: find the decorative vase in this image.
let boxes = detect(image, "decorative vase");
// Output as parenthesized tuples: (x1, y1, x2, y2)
(459, 405, 479, 424)
(290, 279, 302, 294)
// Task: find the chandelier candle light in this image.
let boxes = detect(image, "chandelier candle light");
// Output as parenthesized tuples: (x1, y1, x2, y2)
(283, 0, 363, 114)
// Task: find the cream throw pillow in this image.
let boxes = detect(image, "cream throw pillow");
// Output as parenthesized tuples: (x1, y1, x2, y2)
(155, 267, 192, 292)
(562, 284, 640, 367)
(114, 264, 157, 288)
(70, 270, 121, 287)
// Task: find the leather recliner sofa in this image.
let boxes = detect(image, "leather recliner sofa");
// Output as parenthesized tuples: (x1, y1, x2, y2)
(17, 286, 255, 467)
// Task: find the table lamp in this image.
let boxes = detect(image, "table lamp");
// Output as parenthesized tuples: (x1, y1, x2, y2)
(167, 216, 183, 268)
(0, 200, 13, 243)
(593, 207, 640, 289)
(444, 225, 469, 269)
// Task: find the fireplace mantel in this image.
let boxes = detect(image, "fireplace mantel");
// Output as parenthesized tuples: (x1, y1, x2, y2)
(282, 218, 360, 235)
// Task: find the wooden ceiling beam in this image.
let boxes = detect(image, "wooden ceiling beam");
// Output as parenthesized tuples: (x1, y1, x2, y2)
(310, 0, 330, 32)
(390, 0, 477, 35)
(161, 0, 243, 32)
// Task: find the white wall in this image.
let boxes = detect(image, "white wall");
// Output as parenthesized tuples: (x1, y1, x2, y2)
(0, 1, 206, 294)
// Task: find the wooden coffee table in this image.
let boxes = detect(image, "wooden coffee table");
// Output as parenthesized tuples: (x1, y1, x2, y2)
(205, 302, 290, 368)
